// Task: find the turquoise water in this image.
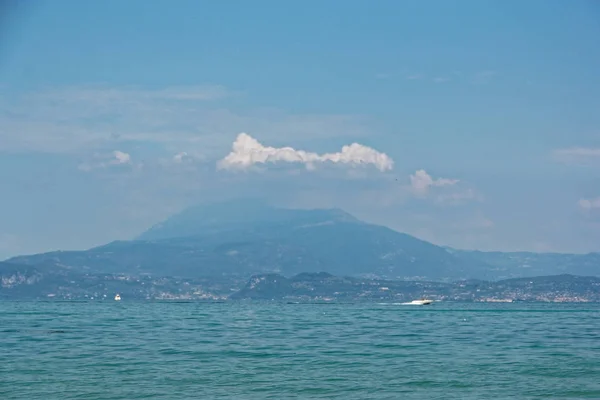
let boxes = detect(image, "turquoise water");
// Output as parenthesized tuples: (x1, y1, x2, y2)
(1, 302, 600, 399)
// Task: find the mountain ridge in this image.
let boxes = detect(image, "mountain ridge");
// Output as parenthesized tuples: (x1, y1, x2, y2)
(5, 199, 599, 281)
(230, 271, 600, 302)
(2, 260, 599, 302)
(137, 198, 360, 242)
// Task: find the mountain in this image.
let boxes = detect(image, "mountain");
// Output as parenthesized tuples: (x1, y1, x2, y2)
(0, 261, 240, 300)
(448, 249, 600, 279)
(6, 221, 482, 280)
(232, 272, 600, 302)
(5, 199, 599, 281)
(7, 201, 485, 280)
(137, 198, 359, 241)
(0, 261, 75, 299)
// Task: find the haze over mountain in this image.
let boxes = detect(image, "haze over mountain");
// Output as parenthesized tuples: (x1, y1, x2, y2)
(5, 199, 599, 283)
(137, 198, 359, 241)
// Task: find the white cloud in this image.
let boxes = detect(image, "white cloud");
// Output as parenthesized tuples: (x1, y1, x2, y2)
(156, 151, 206, 169)
(578, 197, 600, 211)
(173, 152, 189, 163)
(78, 150, 132, 171)
(409, 169, 458, 195)
(217, 133, 394, 172)
(112, 150, 131, 164)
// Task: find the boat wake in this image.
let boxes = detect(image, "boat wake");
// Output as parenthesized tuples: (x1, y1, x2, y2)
(378, 299, 436, 306)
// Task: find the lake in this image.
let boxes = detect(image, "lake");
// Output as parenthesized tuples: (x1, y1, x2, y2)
(1, 301, 599, 399)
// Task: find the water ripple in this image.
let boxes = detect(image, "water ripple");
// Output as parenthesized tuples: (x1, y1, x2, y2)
(1, 301, 599, 399)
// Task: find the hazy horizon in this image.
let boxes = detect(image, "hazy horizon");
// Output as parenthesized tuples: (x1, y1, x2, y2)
(2, 198, 598, 260)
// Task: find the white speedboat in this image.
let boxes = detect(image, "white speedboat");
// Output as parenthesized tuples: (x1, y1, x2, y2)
(114, 294, 121, 301)
(405, 298, 433, 305)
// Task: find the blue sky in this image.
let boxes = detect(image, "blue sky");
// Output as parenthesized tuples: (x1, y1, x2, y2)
(0, 0, 599, 258)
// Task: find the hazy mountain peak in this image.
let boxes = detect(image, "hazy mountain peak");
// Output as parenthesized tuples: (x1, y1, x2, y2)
(137, 199, 360, 241)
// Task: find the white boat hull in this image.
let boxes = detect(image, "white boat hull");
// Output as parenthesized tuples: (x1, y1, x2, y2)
(404, 299, 433, 305)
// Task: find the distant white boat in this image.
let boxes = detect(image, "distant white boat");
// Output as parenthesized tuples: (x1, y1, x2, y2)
(114, 294, 121, 301)
(404, 298, 433, 305)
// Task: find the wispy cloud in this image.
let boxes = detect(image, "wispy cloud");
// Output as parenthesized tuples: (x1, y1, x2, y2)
(578, 197, 600, 211)
(435, 188, 484, 205)
(471, 70, 496, 85)
(554, 147, 600, 165)
(29, 84, 233, 103)
(409, 169, 458, 196)
(375, 73, 392, 80)
(399, 70, 500, 85)
(156, 151, 206, 170)
(0, 85, 372, 154)
(78, 150, 133, 172)
(173, 152, 191, 164)
(450, 212, 494, 230)
(217, 133, 394, 172)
